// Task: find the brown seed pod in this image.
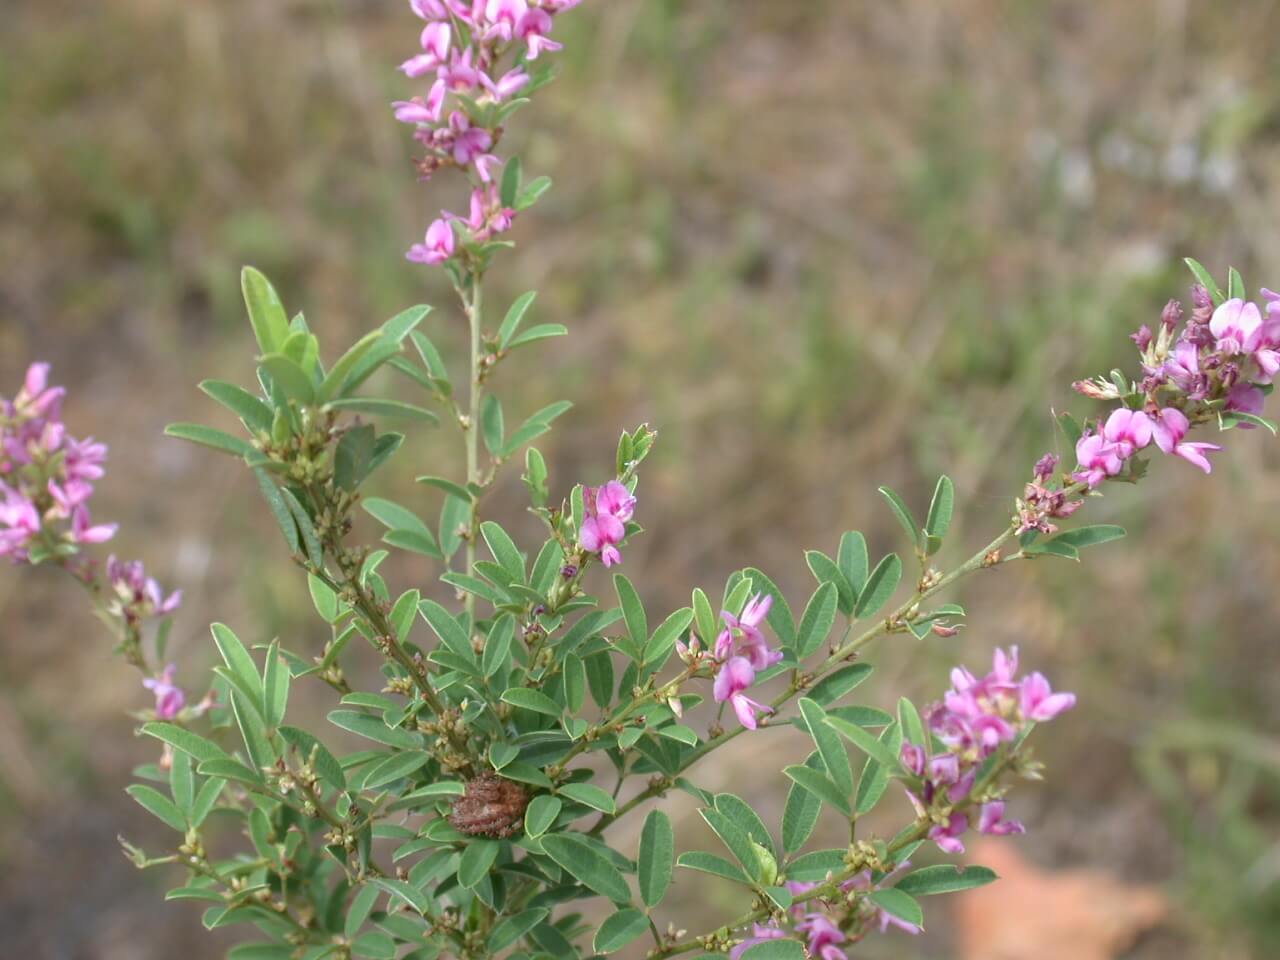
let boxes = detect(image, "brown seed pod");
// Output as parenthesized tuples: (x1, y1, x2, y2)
(448, 774, 530, 839)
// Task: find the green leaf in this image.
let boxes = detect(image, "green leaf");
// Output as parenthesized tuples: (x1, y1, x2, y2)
(879, 485, 923, 552)
(675, 850, 747, 882)
(369, 877, 430, 916)
(797, 698, 853, 795)
(278, 726, 345, 790)
(807, 663, 874, 706)
(1228, 266, 1244, 301)
(419, 600, 476, 665)
(785, 848, 847, 881)
(506, 323, 568, 348)
(500, 155, 523, 208)
(308, 574, 340, 623)
(524, 795, 561, 837)
(853, 554, 901, 620)
(868, 888, 923, 928)
(141, 722, 227, 765)
(638, 809, 674, 908)
(165, 423, 256, 459)
(924, 475, 954, 555)
(854, 722, 901, 816)
(895, 864, 998, 896)
(319, 330, 383, 402)
(169, 750, 194, 813)
(483, 615, 515, 678)
(782, 764, 850, 818)
(796, 583, 838, 660)
(594, 908, 649, 954)
(1022, 539, 1080, 561)
(740, 941, 805, 960)
(516, 175, 552, 210)
(279, 489, 323, 567)
(559, 782, 616, 814)
(898, 697, 926, 749)
(417, 475, 474, 502)
(196, 757, 263, 786)
(126, 784, 187, 831)
(211, 623, 263, 713)
(199, 380, 272, 433)
(614, 574, 648, 653)
(562, 653, 586, 713)
(539, 834, 631, 903)
(481, 393, 504, 455)
(328, 397, 438, 423)
(190, 777, 224, 827)
(1049, 524, 1126, 550)
(501, 688, 562, 717)
(740, 567, 797, 652)
(253, 469, 299, 554)
(345, 884, 382, 940)
(263, 640, 289, 729)
(825, 715, 901, 768)
(838, 531, 870, 597)
(241, 267, 290, 355)
(781, 752, 825, 854)
(260, 354, 316, 406)
(499, 291, 537, 349)
(804, 551, 854, 618)
(327, 710, 421, 749)
(645, 607, 694, 665)
(1220, 410, 1279, 434)
(481, 521, 525, 583)
(1184, 257, 1224, 305)
(488, 908, 549, 952)
(362, 752, 429, 789)
(458, 839, 501, 888)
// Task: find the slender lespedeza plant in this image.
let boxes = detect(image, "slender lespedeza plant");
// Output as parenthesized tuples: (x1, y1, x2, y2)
(4, 3, 1278, 958)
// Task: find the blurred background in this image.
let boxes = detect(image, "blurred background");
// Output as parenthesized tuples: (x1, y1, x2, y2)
(3, 1, 1280, 957)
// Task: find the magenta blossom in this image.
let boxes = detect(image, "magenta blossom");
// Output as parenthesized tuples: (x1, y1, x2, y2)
(406, 218, 455, 265)
(1150, 407, 1221, 473)
(714, 592, 778, 669)
(143, 664, 186, 720)
(729, 924, 786, 960)
(1101, 408, 1152, 457)
(107, 555, 182, 623)
(579, 480, 635, 567)
(712, 655, 772, 730)
(1071, 431, 1123, 488)
(1209, 298, 1263, 357)
(978, 800, 1026, 837)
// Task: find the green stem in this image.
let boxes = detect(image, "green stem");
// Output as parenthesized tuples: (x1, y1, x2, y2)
(464, 274, 484, 620)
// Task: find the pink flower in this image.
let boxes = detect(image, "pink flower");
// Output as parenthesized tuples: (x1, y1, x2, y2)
(448, 113, 494, 166)
(1209, 298, 1263, 356)
(1018, 671, 1077, 721)
(441, 48, 482, 92)
(108, 555, 182, 620)
(579, 480, 635, 567)
(406, 218, 455, 265)
(0, 484, 40, 561)
(409, 0, 449, 19)
(1150, 407, 1221, 473)
(1101, 408, 1152, 457)
(393, 94, 444, 125)
(1163, 340, 1208, 398)
(1226, 382, 1266, 422)
(143, 664, 186, 720)
(1071, 431, 1124, 488)
(483, 0, 528, 41)
(420, 21, 451, 60)
(978, 800, 1026, 837)
(69, 505, 117, 544)
(713, 655, 772, 730)
(714, 592, 776, 668)
(517, 9, 563, 59)
(796, 914, 845, 958)
(481, 68, 531, 102)
(729, 924, 785, 960)
(927, 811, 969, 854)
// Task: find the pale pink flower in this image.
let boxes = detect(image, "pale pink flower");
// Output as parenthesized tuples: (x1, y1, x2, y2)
(1209, 298, 1263, 356)
(713, 655, 772, 730)
(978, 800, 1026, 836)
(729, 924, 785, 960)
(70, 505, 117, 544)
(143, 664, 186, 720)
(1101, 407, 1152, 457)
(406, 218, 455, 265)
(1150, 407, 1221, 473)
(1072, 431, 1124, 488)
(517, 9, 563, 59)
(1019, 671, 1077, 721)
(578, 480, 636, 567)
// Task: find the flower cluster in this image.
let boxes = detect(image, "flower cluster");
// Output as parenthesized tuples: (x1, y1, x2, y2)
(730, 865, 921, 960)
(578, 480, 635, 567)
(901, 647, 1074, 854)
(711, 593, 780, 730)
(106, 555, 182, 626)
(0, 363, 115, 563)
(1072, 285, 1280, 488)
(394, 0, 580, 266)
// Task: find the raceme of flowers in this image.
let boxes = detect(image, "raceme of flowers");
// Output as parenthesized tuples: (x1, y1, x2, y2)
(1071, 285, 1280, 488)
(1, 363, 114, 562)
(395, 0, 581, 268)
